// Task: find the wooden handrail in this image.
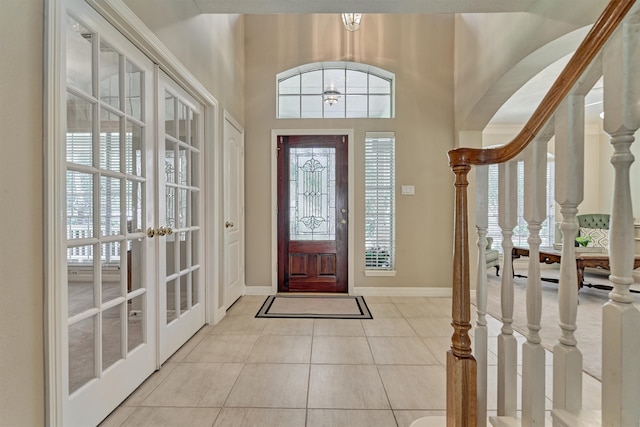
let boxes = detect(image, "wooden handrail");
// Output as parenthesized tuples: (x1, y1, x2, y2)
(445, 1, 636, 425)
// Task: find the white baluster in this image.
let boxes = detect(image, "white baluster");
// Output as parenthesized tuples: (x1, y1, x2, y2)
(553, 94, 584, 415)
(601, 12, 640, 426)
(522, 136, 550, 426)
(475, 165, 489, 427)
(497, 160, 518, 416)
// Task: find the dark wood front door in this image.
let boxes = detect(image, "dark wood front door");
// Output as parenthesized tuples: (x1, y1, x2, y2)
(277, 135, 348, 293)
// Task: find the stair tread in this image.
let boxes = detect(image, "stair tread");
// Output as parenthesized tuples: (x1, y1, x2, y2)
(552, 409, 601, 427)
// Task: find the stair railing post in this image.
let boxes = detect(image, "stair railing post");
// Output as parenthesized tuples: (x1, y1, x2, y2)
(475, 165, 489, 427)
(497, 160, 518, 417)
(601, 10, 640, 425)
(447, 162, 477, 427)
(522, 137, 550, 426)
(552, 95, 585, 415)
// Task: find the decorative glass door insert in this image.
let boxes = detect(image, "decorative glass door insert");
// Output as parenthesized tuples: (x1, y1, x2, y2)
(289, 147, 336, 241)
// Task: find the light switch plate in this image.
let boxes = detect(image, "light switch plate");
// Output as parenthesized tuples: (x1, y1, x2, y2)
(401, 185, 415, 195)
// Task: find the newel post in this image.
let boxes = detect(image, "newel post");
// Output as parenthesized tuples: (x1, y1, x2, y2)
(447, 161, 477, 427)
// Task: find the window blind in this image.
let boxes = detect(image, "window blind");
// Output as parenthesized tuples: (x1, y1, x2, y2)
(364, 132, 395, 269)
(486, 157, 555, 253)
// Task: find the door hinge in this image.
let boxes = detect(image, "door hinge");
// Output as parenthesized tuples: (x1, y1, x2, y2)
(342, 136, 346, 143)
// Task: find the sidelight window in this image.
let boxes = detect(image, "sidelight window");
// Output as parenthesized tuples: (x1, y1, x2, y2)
(364, 132, 395, 271)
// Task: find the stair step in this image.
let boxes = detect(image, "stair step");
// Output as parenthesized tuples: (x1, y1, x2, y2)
(408, 416, 447, 427)
(551, 409, 601, 426)
(489, 416, 521, 427)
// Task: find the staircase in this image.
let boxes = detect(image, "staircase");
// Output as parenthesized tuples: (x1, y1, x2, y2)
(413, 0, 640, 425)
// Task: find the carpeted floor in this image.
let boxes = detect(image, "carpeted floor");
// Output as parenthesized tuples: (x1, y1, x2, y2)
(482, 264, 640, 380)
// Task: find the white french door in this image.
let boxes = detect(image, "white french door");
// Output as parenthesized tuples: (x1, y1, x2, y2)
(223, 115, 245, 309)
(63, 2, 157, 425)
(157, 73, 205, 363)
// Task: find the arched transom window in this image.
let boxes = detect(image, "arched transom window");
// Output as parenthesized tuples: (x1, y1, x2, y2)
(277, 62, 395, 119)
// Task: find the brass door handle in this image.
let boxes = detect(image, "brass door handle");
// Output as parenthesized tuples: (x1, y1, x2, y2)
(225, 221, 234, 228)
(147, 227, 155, 238)
(159, 226, 173, 236)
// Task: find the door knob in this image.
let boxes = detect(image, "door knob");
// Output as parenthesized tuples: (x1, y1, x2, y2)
(147, 227, 155, 238)
(225, 221, 234, 228)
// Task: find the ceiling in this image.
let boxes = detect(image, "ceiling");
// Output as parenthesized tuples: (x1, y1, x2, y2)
(191, 0, 537, 14)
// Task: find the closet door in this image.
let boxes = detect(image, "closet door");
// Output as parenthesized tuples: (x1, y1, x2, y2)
(63, 3, 156, 425)
(157, 73, 205, 363)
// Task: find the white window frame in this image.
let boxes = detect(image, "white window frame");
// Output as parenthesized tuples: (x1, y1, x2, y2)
(276, 61, 395, 119)
(364, 132, 396, 276)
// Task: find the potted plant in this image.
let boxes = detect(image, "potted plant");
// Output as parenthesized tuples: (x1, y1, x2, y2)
(575, 235, 592, 247)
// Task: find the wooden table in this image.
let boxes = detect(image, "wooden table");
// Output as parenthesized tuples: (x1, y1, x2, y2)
(511, 246, 640, 291)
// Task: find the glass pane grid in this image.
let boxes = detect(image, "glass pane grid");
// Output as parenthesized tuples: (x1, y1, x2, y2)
(277, 65, 394, 118)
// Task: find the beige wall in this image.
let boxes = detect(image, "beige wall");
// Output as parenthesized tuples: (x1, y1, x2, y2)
(124, 0, 245, 123)
(244, 14, 456, 288)
(0, 1, 45, 425)
(454, 0, 608, 132)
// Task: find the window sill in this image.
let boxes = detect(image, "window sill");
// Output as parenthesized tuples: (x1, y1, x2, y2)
(364, 270, 397, 277)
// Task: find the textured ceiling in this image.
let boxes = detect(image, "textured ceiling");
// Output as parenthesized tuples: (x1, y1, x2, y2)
(192, 0, 537, 14)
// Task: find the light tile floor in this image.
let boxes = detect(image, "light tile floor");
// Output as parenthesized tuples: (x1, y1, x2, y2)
(100, 295, 601, 427)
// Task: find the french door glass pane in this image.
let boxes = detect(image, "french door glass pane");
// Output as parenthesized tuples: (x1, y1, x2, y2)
(180, 274, 189, 311)
(289, 147, 336, 241)
(166, 236, 175, 277)
(102, 304, 123, 371)
(178, 189, 188, 228)
(101, 241, 122, 303)
(191, 230, 199, 266)
(165, 92, 175, 137)
(125, 60, 142, 120)
(100, 176, 121, 236)
(166, 186, 175, 229)
(69, 316, 96, 394)
(178, 145, 188, 186)
(127, 239, 143, 293)
(66, 94, 94, 166)
(191, 270, 199, 305)
(166, 280, 177, 324)
(99, 41, 120, 110)
(127, 294, 144, 352)
(100, 109, 121, 171)
(178, 102, 188, 142)
(125, 179, 143, 233)
(67, 170, 94, 239)
(165, 140, 176, 184)
(191, 192, 199, 232)
(180, 232, 189, 271)
(190, 111, 198, 148)
(66, 16, 93, 95)
(68, 245, 95, 317)
(125, 121, 143, 176)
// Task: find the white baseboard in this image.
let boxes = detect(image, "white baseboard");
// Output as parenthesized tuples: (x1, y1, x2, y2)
(244, 285, 273, 296)
(355, 287, 452, 297)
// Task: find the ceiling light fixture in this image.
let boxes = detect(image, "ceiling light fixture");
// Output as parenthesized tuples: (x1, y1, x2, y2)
(342, 13, 362, 31)
(323, 89, 341, 106)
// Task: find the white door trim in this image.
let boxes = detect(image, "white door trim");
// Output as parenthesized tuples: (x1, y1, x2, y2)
(270, 129, 355, 295)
